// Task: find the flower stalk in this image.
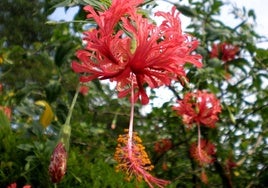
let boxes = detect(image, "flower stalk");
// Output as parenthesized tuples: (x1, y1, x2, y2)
(49, 84, 81, 183)
(127, 76, 135, 155)
(59, 84, 80, 152)
(198, 124, 202, 158)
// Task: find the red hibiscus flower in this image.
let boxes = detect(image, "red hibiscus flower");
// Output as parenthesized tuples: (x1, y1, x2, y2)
(172, 91, 221, 128)
(72, 1, 202, 104)
(190, 139, 216, 166)
(210, 42, 239, 62)
(154, 138, 173, 155)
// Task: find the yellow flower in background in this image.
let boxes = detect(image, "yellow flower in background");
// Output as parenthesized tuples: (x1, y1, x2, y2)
(35, 100, 54, 128)
(0, 56, 3, 64)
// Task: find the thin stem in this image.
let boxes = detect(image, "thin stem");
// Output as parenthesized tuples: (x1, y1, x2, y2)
(128, 77, 135, 153)
(59, 83, 81, 151)
(46, 20, 89, 25)
(65, 84, 81, 126)
(197, 124, 202, 156)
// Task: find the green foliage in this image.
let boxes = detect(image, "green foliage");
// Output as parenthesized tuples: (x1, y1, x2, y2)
(0, 0, 54, 47)
(0, 0, 268, 187)
(0, 111, 26, 186)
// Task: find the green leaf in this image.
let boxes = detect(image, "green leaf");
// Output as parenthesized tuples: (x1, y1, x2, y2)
(211, 0, 223, 13)
(175, 5, 197, 17)
(248, 9, 256, 21)
(51, 0, 72, 9)
(17, 144, 34, 151)
(54, 41, 75, 67)
(80, 0, 110, 9)
(45, 80, 61, 102)
(255, 48, 268, 60)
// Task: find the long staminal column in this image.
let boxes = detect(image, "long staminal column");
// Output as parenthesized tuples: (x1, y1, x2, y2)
(128, 76, 135, 155)
(114, 76, 170, 188)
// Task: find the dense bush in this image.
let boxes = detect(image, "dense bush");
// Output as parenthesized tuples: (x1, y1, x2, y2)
(0, 0, 267, 187)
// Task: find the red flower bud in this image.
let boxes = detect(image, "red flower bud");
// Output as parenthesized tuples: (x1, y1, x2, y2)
(79, 85, 89, 96)
(200, 170, 208, 184)
(48, 142, 67, 183)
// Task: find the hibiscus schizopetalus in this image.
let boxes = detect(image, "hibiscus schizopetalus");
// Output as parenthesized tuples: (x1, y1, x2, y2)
(72, 0, 203, 186)
(189, 139, 216, 184)
(210, 42, 239, 63)
(154, 138, 173, 155)
(173, 90, 222, 128)
(173, 91, 221, 183)
(72, 0, 202, 105)
(190, 139, 216, 166)
(210, 42, 240, 79)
